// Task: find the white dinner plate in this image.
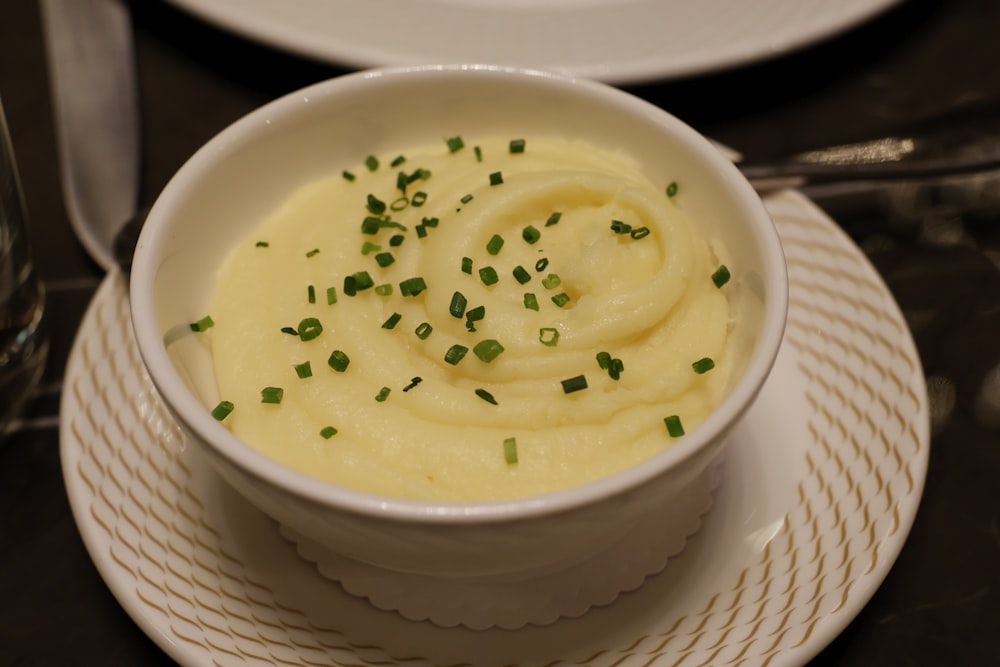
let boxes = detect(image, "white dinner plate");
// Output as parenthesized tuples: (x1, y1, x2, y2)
(163, 0, 904, 84)
(60, 189, 929, 667)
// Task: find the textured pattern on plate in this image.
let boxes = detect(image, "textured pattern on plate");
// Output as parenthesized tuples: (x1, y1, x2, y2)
(60, 189, 928, 666)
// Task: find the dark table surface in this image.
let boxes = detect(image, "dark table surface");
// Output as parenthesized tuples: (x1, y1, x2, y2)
(2, 0, 998, 665)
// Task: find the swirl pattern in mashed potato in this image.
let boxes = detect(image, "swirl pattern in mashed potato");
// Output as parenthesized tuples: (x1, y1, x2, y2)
(208, 136, 733, 501)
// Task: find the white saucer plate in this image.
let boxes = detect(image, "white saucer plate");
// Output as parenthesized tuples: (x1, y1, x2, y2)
(163, 0, 903, 84)
(60, 188, 929, 667)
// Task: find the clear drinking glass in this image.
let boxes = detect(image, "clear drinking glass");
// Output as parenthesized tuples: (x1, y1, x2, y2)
(0, 97, 49, 436)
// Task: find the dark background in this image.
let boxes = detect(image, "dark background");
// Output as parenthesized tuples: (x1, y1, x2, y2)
(1, 0, 998, 664)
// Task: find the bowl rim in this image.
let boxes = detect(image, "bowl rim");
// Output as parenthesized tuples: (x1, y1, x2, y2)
(130, 63, 789, 525)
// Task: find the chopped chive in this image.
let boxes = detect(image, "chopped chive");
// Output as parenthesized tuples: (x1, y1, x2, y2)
(461, 256, 473, 274)
(375, 386, 391, 402)
(395, 171, 409, 193)
(367, 194, 387, 215)
(473, 339, 505, 363)
(545, 212, 562, 226)
(509, 138, 526, 154)
(415, 322, 433, 340)
(523, 293, 539, 311)
(403, 377, 423, 392)
(475, 388, 498, 405)
(711, 265, 731, 288)
(479, 266, 499, 286)
(375, 283, 393, 296)
(365, 155, 379, 171)
(465, 305, 486, 324)
(342, 171, 356, 182)
(596, 351, 612, 369)
(281, 326, 298, 336)
(297, 317, 323, 341)
(539, 328, 560, 347)
(390, 196, 409, 211)
(422, 216, 439, 228)
(534, 257, 549, 272)
(474, 145, 482, 162)
(551, 292, 571, 308)
(444, 344, 469, 365)
(560, 375, 588, 394)
(361, 216, 382, 235)
(411, 191, 428, 207)
(541, 273, 562, 289)
(460, 193, 474, 205)
(211, 400, 234, 421)
(307, 285, 316, 304)
(189, 315, 215, 332)
(449, 291, 468, 318)
(344, 275, 357, 297)
(351, 271, 374, 291)
(522, 225, 541, 244)
(320, 426, 338, 439)
(489, 171, 503, 186)
(326, 286, 338, 305)
(610, 220, 632, 234)
(666, 181, 678, 197)
(390, 154, 406, 167)
(503, 437, 518, 464)
(446, 136, 465, 153)
(389, 234, 405, 247)
(609, 357, 624, 381)
(306, 248, 321, 258)
(361, 241, 381, 255)
(416, 224, 428, 239)
(486, 234, 504, 255)
(255, 240, 270, 248)
(630, 226, 650, 239)
(382, 312, 402, 329)
(374, 252, 395, 267)
(400, 276, 428, 296)
(294, 361, 313, 379)
(261, 386, 284, 404)
(512, 265, 531, 284)
(327, 350, 350, 372)
(692, 357, 716, 374)
(665, 415, 685, 437)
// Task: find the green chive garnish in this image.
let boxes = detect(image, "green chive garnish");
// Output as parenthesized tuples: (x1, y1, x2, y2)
(375, 283, 393, 296)
(382, 312, 402, 329)
(390, 196, 409, 211)
(541, 273, 561, 289)
(281, 326, 298, 336)
(403, 377, 423, 392)
(486, 234, 504, 255)
(522, 225, 540, 244)
(630, 226, 650, 239)
(479, 266, 499, 286)
(461, 256, 473, 274)
(473, 339, 504, 363)
(390, 154, 406, 167)
(446, 136, 465, 153)
(610, 220, 632, 234)
(560, 375, 588, 394)
(255, 241, 270, 248)
(539, 328, 559, 347)
(535, 258, 549, 272)
(692, 357, 716, 374)
(449, 291, 468, 318)
(503, 437, 518, 464)
(320, 426, 338, 439)
(307, 285, 316, 304)
(551, 292, 571, 308)
(465, 305, 486, 330)
(389, 234, 405, 247)
(297, 317, 323, 341)
(400, 277, 428, 296)
(367, 194, 387, 215)
(294, 361, 313, 379)
(342, 171, 356, 182)
(665, 415, 685, 437)
(375, 252, 395, 268)
(489, 171, 503, 186)
(361, 216, 382, 235)
(375, 387, 391, 402)
(190, 315, 214, 332)
(666, 181, 678, 197)
(460, 193, 474, 205)
(327, 350, 350, 372)
(365, 155, 379, 171)
(596, 351, 612, 369)
(509, 139, 526, 154)
(512, 265, 531, 284)
(609, 358, 624, 381)
(444, 344, 469, 365)
(261, 386, 284, 404)
(326, 287, 338, 305)
(349, 270, 374, 292)
(523, 293, 539, 311)
(474, 146, 483, 162)
(545, 212, 562, 226)
(411, 191, 428, 207)
(211, 400, 234, 421)
(476, 388, 498, 405)
(306, 248, 320, 258)
(361, 241, 381, 255)
(415, 322, 433, 340)
(712, 265, 731, 288)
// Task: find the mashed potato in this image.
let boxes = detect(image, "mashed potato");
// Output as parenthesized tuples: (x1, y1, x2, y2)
(208, 136, 733, 501)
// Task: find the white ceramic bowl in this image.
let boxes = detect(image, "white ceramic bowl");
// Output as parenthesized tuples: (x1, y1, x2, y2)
(130, 65, 787, 617)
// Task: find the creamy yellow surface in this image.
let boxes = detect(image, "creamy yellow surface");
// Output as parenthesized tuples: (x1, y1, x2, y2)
(209, 136, 733, 501)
